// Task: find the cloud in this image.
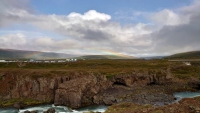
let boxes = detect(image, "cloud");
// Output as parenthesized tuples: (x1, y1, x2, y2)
(0, 0, 33, 27)
(0, 33, 27, 48)
(68, 10, 111, 21)
(150, 9, 183, 26)
(151, 13, 200, 55)
(0, 0, 200, 56)
(0, 32, 81, 53)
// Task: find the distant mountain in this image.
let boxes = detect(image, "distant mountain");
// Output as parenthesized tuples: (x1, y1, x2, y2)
(139, 56, 166, 60)
(77, 55, 135, 59)
(166, 51, 200, 59)
(0, 48, 76, 60)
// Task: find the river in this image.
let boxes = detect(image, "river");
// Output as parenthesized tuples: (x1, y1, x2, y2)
(1, 91, 200, 113)
(0, 105, 108, 113)
(173, 91, 200, 102)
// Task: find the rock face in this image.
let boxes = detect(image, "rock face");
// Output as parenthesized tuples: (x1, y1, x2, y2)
(54, 74, 112, 108)
(0, 72, 112, 109)
(11, 76, 56, 102)
(0, 70, 199, 109)
(112, 71, 168, 87)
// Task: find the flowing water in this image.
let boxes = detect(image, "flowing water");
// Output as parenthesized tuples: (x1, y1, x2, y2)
(173, 91, 200, 102)
(0, 104, 108, 113)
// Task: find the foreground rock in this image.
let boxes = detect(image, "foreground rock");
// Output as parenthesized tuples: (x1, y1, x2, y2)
(24, 110, 37, 113)
(105, 96, 200, 113)
(43, 108, 55, 113)
(94, 84, 177, 106)
(54, 74, 112, 108)
(0, 71, 112, 109)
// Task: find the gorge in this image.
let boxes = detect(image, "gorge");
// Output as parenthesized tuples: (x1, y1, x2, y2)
(0, 70, 199, 112)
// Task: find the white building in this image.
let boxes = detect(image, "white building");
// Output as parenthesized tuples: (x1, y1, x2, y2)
(29, 59, 35, 62)
(0, 60, 6, 62)
(44, 61, 49, 63)
(58, 60, 66, 63)
(50, 61, 56, 63)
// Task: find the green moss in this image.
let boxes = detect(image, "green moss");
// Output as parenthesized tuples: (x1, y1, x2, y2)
(0, 98, 50, 107)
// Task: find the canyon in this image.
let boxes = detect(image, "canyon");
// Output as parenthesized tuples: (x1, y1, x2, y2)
(0, 68, 199, 110)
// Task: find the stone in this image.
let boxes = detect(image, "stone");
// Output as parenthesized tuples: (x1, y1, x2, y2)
(47, 108, 56, 113)
(45, 108, 55, 113)
(24, 110, 31, 113)
(14, 102, 25, 109)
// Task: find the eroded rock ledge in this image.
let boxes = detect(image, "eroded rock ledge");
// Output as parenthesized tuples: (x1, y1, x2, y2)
(105, 96, 200, 113)
(0, 70, 199, 109)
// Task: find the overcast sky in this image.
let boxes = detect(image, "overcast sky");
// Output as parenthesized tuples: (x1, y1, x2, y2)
(0, 0, 200, 57)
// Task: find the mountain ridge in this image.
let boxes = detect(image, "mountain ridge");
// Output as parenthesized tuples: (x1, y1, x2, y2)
(76, 55, 135, 59)
(0, 48, 76, 60)
(166, 51, 200, 59)
(0, 48, 135, 60)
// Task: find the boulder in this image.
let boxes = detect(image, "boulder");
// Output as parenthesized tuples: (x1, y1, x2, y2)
(43, 108, 55, 113)
(14, 102, 25, 109)
(54, 75, 97, 108)
(24, 111, 30, 113)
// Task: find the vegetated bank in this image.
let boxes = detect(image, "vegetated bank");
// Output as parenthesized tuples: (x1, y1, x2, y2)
(0, 59, 200, 112)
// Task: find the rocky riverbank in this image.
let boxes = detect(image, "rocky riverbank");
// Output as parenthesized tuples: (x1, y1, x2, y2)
(105, 96, 200, 113)
(0, 69, 199, 109)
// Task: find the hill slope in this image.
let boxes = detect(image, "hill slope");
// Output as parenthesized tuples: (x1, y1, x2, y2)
(77, 55, 135, 59)
(167, 51, 200, 59)
(0, 49, 76, 60)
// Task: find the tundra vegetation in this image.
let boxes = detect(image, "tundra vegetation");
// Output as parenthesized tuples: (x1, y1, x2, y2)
(0, 59, 199, 79)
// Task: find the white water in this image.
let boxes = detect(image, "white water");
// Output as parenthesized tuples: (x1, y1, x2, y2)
(0, 104, 108, 113)
(173, 91, 200, 102)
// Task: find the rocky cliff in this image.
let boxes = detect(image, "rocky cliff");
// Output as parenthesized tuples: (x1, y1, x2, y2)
(0, 69, 199, 109)
(0, 71, 112, 108)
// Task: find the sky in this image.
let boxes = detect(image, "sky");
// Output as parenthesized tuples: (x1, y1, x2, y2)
(0, 0, 200, 57)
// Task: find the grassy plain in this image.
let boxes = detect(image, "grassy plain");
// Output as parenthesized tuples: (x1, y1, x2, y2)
(0, 59, 200, 79)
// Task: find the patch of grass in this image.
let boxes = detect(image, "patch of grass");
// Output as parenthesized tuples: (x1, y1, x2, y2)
(171, 64, 200, 79)
(0, 60, 199, 80)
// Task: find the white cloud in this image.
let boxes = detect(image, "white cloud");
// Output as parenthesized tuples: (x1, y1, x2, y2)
(150, 9, 183, 26)
(68, 10, 111, 21)
(0, 33, 27, 48)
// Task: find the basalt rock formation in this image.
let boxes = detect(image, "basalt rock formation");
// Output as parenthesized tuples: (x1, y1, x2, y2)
(0, 70, 199, 109)
(0, 71, 112, 109)
(54, 74, 112, 108)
